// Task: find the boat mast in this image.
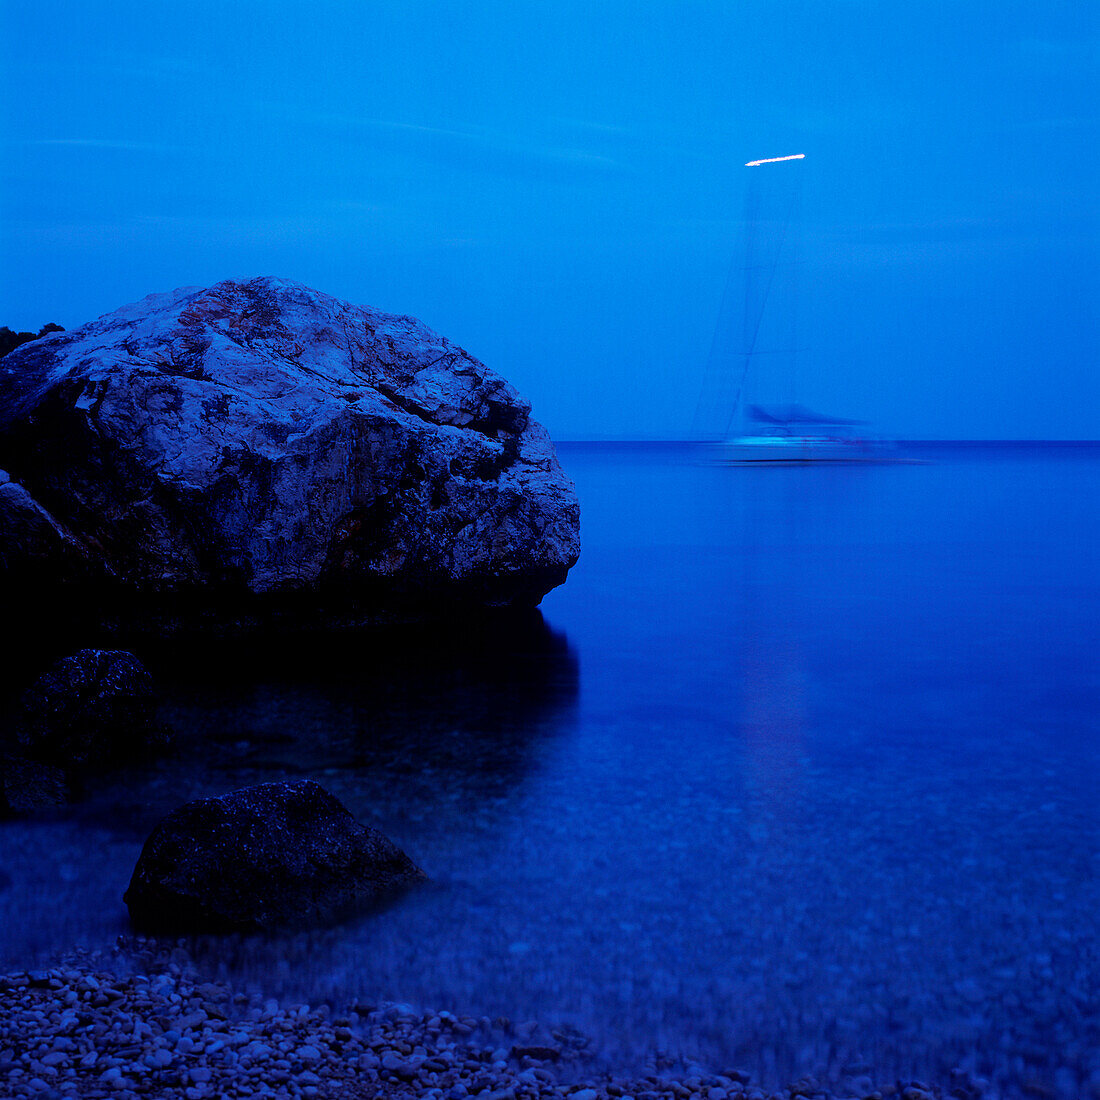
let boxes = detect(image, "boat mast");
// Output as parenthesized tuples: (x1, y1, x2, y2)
(691, 154, 805, 441)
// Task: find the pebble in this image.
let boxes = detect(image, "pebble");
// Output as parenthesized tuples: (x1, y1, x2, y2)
(0, 957, 963, 1100)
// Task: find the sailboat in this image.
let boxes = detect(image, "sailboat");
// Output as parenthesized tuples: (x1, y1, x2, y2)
(697, 154, 893, 464)
(722, 403, 888, 463)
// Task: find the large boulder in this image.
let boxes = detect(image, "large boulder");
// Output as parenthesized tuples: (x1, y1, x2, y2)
(123, 780, 426, 931)
(17, 649, 160, 767)
(0, 277, 579, 629)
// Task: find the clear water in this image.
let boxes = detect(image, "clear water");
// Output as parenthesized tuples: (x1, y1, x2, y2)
(2, 442, 1099, 1096)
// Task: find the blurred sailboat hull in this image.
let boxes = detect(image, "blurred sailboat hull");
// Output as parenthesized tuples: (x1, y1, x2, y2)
(716, 435, 897, 464)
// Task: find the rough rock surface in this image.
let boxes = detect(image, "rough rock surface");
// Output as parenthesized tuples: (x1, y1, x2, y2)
(124, 780, 426, 931)
(16, 648, 159, 767)
(0, 277, 579, 627)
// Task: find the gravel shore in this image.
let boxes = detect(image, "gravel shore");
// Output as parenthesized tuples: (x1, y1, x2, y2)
(0, 956, 974, 1100)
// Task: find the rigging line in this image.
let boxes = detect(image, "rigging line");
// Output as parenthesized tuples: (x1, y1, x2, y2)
(722, 187, 796, 438)
(690, 180, 763, 439)
(690, 242, 743, 438)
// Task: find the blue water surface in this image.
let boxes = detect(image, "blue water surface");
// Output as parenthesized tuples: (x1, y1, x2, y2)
(2, 442, 1098, 1096)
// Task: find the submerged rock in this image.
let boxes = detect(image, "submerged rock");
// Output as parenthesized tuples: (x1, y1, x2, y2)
(0, 753, 69, 815)
(124, 779, 426, 931)
(16, 649, 159, 767)
(0, 278, 579, 629)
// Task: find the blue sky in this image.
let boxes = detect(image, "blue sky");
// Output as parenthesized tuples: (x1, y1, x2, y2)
(1, 0, 1096, 439)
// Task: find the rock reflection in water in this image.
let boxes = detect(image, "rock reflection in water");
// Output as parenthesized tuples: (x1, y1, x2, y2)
(0, 609, 578, 966)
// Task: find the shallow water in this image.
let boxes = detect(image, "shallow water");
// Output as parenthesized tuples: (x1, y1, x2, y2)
(2, 442, 1099, 1096)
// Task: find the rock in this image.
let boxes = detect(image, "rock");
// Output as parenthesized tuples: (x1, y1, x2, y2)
(0, 277, 580, 630)
(123, 779, 426, 930)
(16, 649, 160, 767)
(0, 752, 70, 814)
(511, 1045, 562, 1062)
(0, 473, 103, 588)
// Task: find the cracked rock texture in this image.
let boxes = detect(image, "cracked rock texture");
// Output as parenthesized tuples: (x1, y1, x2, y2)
(0, 277, 579, 627)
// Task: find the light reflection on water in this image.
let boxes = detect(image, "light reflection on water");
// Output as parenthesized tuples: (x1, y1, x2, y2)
(2, 442, 1099, 1094)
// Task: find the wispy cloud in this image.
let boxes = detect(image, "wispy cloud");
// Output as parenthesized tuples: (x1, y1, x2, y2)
(1016, 36, 1100, 61)
(8, 52, 200, 84)
(549, 117, 633, 136)
(263, 103, 628, 179)
(368, 116, 625, 170)
(995, 116, 1097, 134)
(371, 117, 625, 174)
(26, 139, 179, 153)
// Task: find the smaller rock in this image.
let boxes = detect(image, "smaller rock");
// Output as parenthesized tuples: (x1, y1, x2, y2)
(0, 754, 70, 814)
(511, 1046, 562, 1062)
(124, 780, 426, 931)
(17, 649, 162, 767)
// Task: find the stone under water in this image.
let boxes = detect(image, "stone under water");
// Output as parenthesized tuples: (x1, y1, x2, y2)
(17, 649, 159, 767)
(124, 779, 426, 931)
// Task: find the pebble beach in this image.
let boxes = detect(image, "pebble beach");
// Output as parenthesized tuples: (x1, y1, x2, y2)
(1, 954, 961, 1100)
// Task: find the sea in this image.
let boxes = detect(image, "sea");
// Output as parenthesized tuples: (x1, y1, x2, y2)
(2, 441, 1098, 1097)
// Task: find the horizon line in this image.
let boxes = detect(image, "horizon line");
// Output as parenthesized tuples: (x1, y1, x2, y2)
(554, 437, 1100, 445)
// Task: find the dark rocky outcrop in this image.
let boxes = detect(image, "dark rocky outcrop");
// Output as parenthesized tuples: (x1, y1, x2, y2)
(123, 780, 426, 931)
(0, 322, 64, 359)
(16, 649, 160, 767)
(0, 278, 579, 631)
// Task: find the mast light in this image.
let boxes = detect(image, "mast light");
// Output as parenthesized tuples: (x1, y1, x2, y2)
(745, 154, 806, 167)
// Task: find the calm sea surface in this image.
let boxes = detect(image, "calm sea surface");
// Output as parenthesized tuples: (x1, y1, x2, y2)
(2, 442, 1099, 1095)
